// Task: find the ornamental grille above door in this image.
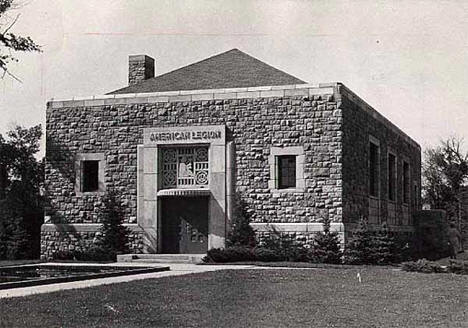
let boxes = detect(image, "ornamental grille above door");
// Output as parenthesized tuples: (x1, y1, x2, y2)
(161, 146, 209, 188)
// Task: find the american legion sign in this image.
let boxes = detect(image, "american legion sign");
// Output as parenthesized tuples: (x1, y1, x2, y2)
(41, 49, 421, 259)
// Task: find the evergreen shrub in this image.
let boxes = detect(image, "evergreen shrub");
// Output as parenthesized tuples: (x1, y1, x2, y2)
(343, 218, 375, 264)
(401, 259, 447, 273)
(310, 217, 342, 264)
(95, 190, 130, 258)
(344, 218, 398, 265)
(226, 195, 256, 248)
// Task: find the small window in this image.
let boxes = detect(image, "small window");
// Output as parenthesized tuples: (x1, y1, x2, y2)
(413, 182, 419, 208)
(82, 160, 99, 192)
(388, 153, 396, 201)
(369, 142, 379, 197)
(403, 161, 410, 204)
(278, 155, 296, 189)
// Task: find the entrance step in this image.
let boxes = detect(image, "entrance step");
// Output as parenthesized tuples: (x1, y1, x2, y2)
(117, 254, 205, 264)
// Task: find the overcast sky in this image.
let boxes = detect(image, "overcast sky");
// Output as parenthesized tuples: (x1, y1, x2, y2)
(1, 0, 467, 154)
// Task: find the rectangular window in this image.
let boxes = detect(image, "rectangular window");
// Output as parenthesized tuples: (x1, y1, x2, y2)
(388, 153, 396, 201)
(369, 142, 379, 197)
(278, 155, 296, 189)
(413, 182, 419, 208)
(82, 160, 99, 192)
(403, 161, 410, 204)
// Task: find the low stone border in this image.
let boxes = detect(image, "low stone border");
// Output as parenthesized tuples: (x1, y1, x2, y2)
(0, 264, 169, 290)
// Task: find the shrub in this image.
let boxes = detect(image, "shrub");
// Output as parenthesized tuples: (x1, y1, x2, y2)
(448, 260, 468, 275)
(401, 259, 447, 273)
(413, 210, 450, 260)
(343, 218, 374, 264)
(226, 195, 256, 248)
(369, 224, 396, 265)
(254, 247, 284, 262)
(95, 191, 129, 256)
(75, 246, 116, 262)
(202, 246, 287, 263)
(52, 246, 116, 262)
(310, 217, 342, 264)
(52, 250, 76, 261)
(260, 227, 309, 262)
(344, 219, 400, 265)
(203, 247, 255, 263)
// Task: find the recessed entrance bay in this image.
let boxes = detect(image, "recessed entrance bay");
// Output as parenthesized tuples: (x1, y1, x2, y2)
(161, 197, 209, 254)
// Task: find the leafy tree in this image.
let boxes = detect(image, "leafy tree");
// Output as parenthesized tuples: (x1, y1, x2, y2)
(423, 138, 467, 233)
(226, 194, 256, 248)
(0, 0, 41, 80)
(0, 125, 43, 259)
(95, 191, 129, 256)
(311, 217, 342, 264)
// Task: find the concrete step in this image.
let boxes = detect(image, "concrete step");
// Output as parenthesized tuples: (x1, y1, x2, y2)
(117, 254, 205, 264)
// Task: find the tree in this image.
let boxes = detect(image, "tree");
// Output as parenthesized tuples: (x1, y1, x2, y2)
(423, 138, 468, 228)
(0, 125, 44, 259)
(0, 0, 41, 80)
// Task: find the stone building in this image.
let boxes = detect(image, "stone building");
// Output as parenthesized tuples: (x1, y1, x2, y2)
(42, 49, 421, 259)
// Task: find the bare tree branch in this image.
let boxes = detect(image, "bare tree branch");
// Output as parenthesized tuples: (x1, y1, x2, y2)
(2, 12, 18, 34)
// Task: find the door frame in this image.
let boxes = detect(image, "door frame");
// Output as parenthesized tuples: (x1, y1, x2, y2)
(158, 195, 210, 254)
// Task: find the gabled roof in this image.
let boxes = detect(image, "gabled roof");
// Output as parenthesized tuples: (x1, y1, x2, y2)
(109, 49, 306, 94)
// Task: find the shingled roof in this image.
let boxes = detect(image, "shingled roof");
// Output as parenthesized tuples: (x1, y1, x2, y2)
(109, 49, 306, 94)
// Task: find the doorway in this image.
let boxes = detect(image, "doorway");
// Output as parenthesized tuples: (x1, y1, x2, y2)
(160, 197, 209, 254)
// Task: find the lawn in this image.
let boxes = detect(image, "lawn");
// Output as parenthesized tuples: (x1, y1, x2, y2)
(0, 260, 40, 267)
(0, 267, 467, 328)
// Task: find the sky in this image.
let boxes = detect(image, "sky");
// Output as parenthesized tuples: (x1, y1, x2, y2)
(1, 0, 467, 155)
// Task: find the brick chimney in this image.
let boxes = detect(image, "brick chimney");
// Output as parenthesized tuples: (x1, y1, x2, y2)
(128, 55, 155, 86)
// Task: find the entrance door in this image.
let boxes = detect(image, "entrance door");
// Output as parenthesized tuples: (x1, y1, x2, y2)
(161, 197, 208, 254)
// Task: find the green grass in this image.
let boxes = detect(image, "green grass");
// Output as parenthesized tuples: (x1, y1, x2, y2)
(0, 267, 467, 327)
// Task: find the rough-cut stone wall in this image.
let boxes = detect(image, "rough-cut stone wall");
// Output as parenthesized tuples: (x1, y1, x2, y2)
(40, 230, 143, 260)
(45, 93, 342, 227)
(256, 231, 345, 247)
(339, 85, 421, 230)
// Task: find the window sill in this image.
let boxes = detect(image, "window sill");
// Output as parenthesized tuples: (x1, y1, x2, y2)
(75, 190, 106, 197)
(270, 188, 304, 194)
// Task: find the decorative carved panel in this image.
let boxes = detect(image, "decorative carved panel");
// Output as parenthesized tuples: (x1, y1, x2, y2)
(161, 146, 209, 188)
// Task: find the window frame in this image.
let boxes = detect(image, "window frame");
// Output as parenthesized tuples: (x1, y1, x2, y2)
(277, 155, 297, 189)
(75, 153, 106, 196)
(402, 160, 410, 204)
(81, 160, 100, 192)
(369, 136, 380, 199)
(268, 146, 305, 193)
(387, 151, 397, 202)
